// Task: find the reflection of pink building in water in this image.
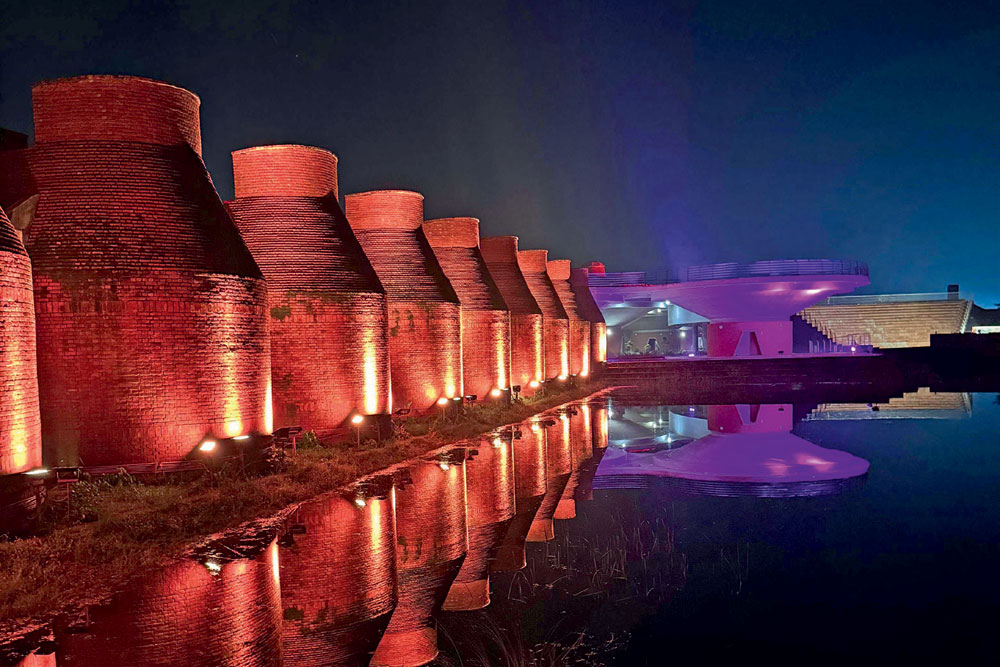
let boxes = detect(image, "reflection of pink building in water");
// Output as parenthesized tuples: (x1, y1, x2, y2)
(596, 403, 870, 496)
(372, 453, 468, 667)
(443, 437, 516, 611)
(279, 484, 396, 666)
(54, 545, 282, 666)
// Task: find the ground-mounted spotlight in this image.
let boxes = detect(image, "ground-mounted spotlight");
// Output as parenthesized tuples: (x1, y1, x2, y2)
(437, 397, 450, 407)
(464, 394, 478, 405)
(350, 413, 366, 446)
(490, 388, 502, 398)
(199, 440, 217, 453)
(511, 385, 522, 400)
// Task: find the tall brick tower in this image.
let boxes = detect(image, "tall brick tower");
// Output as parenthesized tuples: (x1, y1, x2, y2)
(0, 204, 41, 474)
(423, 217, 510, 400)
(345, 190, 462, 412)
(227, 145, 390, 431)
(570, 267, 607, 371)
(547, 259, 591, 377)
(518, 249, 570, 380)
(0, 75, 270, 465)
(480, 236, 544, 393)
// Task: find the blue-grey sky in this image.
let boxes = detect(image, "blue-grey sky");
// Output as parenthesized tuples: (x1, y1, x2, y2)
(1, 1, 997, 304)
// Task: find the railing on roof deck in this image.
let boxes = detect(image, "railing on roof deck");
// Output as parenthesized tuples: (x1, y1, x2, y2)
(819, 291, 968, 306)
(588, 259, 869, 288)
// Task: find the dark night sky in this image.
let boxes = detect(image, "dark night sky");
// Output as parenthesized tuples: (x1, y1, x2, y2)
(1, 1, 997, 304)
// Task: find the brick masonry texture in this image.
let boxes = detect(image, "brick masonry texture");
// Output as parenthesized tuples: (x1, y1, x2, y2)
(33, 75, 204, 156)
(55, 545, 283, 666)
(280, 491, 397, 666)
(480, 236, 545, 389)
(233, 144, 339, 199)
(228, 145, 390, 430)
(0, 75, 270, 466)
(0, 205, 42, 473)
(570, 268, 608, 365)
(548, 259, 591, 377)
(345, 191, 463, 411)
(373, 455, 468, 666)
(423, 218, 511, 398)
(518, 249, 570, 380)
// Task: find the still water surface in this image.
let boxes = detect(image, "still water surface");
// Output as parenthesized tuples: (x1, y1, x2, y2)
(11, 389, 1000, 665)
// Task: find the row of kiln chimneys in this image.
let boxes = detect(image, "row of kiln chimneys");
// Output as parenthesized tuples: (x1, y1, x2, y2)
(0, 74, 605, 472)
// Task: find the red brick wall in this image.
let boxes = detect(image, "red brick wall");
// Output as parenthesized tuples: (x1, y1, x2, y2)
(0, 206, 42, 474)
(444, 437, 516, 610)
(232, 144, 338, 199)
(280, 490, 397, 665)
(480, 236, 545, 389)
(548, 260, 591, 377)
(571, 268, 608, 365)
(32, 75, 203, 155)
(518, 249, 570, 379)
(423, 218, 511, 397)
(0, 76, 270, 466)
(373, 454, 468, 666)
(56, 544, 283, 666)
(228, 146, 390, 430)
(345, 191, 464, 411)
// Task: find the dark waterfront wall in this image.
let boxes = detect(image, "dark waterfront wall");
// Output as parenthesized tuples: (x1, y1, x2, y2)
(480, 236, 545, 393)
(345, 190, 463, 412)
(0, 205, 41, 474)
(423, 218, 511, 399)
(548, 259, 591, 377)
(518, 249, 570, 380)
(228, 145, 391, 430)
(0, 75, 270, 466)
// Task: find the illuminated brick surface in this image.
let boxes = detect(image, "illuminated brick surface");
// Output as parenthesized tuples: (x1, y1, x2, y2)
(0, 75, 270, 466)
(373, 455, 468, 666)
(346, 190, 463, 411)
(0, 205, 41, 474)
(480, 236, 545, 390)
(547, 259, 591, 377)
(228, 146, 390, 430)
(571, 267, 608, 365)
(518, 249, 570, 380)
(280, 490, 397, 666)
(423, 218, 511, 398)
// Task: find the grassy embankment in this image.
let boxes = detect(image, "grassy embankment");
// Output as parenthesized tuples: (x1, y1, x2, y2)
(0, 380, 607, 637)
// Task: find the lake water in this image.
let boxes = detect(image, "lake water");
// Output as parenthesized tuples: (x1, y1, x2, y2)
(9, 389, 1000, 665)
